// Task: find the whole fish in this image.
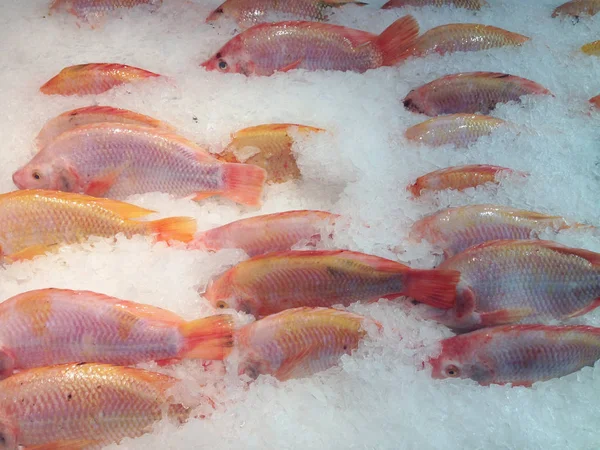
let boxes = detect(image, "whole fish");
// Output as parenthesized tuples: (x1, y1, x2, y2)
(13, 123, 267, 206)
(236, 307, 381, 380)
(410, 204, 586, 258)
(428, 325, 600, 386)
(0, 189, 196, 262)
(50, 0, 163, 21)
(591, 94, 600, 108)
(403, 72, 552, 116)
(217, 123, 324, 184)
(206, 0, 368, 29)
(40, 63, 162, 96)
(0, 288, 233, 377)
(190, 210, 339, 257)
(430, 240, 600, 331)
(200, 16, 419, 76)
(407, 23, 529, 57)
(382, 0, 486, 9)
(36, 105, 175, 150)
(408, 165, 527, 198)
(405, 114, 507, 147)
(0, 363, 191, 449)
(552, 0, 600, 18)
(581, 40, 600, 55)
(204, 249, 460, 317)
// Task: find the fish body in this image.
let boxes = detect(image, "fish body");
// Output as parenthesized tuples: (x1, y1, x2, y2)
(36, 105, 175, 150)
(50, 0, 162, 21)
(428, 325, 600, 386)
(0, 288, 233, 377)
(591, 94, 600, 108)
(552, 0, 600, 17)
(403, 72, 552, 116)
(201, 16, 419, 76)
(0, 190, 195, 262)
(405, 114, 507, 147)
(382, 0, 486, 9)
(204, 249, 459, 317)
(410, 204, 584, 257)
(432, 240, 600, 331)
(236, 307, 380, 380)
(13, 123, 266, 206)
(191, 210, 339, 257)
(409, 165, 526, 197)
(217, 123, 324, 183)
(581, 40, 600, 55)
(0, 363, 189, 449)
(40, 63, 162, 96)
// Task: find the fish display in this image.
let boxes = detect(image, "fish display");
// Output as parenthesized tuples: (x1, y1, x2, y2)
(403, 72, 552, 116)
(581, 40, 600, 55)
(50, 0, 163, 21)
(428, 325, 600, 386)
(13, 123, 267, 206)
(201, 16, 419, 75)
(551, 0, 600, 18)
(382, 0, 486, 9)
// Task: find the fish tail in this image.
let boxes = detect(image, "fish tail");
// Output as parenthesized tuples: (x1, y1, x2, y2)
(404, 269, 460, 309)
(149, 217, 197, 243)
(222, 163, 267, 206)
(375, 15, 420, 66)
(178, 314, 234, 360)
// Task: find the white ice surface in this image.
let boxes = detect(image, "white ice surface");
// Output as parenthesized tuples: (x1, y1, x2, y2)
(1, 0, 600, 449)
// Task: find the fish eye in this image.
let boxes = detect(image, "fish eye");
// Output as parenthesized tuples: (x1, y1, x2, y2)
(445, 364, 460, 378)
(32, 171, 41, 180)
(218, 59, 228, 71)
(216, 301, 228, 309)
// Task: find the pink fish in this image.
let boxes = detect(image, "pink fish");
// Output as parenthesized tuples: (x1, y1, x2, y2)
(190, 210, 339, 257)
(200, 16, 419, 76)
(428, 325, 600, 386)
(591, 94, 600, 108)
(382, 0, 487, 9)
(551, 0, 600, 18)
(50, 0, 163, 22)
(430, 240, 600, 331)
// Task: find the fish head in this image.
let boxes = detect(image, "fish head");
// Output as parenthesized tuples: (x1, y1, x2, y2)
(0, 408, 18, 450)
(200, 37, 255, 76)
(12, 160, 79, 193)
(402, 88, 429, 115)
(204, 271, 261, 316)
(205, 1, 229, 23)
(237, 352, 272, 380)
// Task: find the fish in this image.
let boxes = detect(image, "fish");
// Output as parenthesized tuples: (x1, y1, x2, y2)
(551, 0, 600, 18)
(403, 72, 552, 116)
(0, 189, 196, 262)
(50, 0, 163, 22)
(200, 16, 419, 76)
(0, 362, 192, 449)
(190, 210, 339, 257)
(35, 105, 175, 151)
(591, 94, 600, 108)
(13, 123, 267, 206)
(0, 288, 234, 377)
(408, 165, 527, 198)
(407, 23, 529, 57)
(429, 240, 600, 331)
(581, 40, 600, 55)
(382, 0, 487, 9)
(40, 63, 162, 96)
(405, 114, 508, 148)
(236, 307, 381, 380)
(216, 123, 324, 184)
(428, 325, 600, 387)
(206, 0, 368, 29)
(409, 204, 587, 258)
(204, 249, 460, 317)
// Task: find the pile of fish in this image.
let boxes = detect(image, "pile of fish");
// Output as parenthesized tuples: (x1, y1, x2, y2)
(1, 0, 599, 448)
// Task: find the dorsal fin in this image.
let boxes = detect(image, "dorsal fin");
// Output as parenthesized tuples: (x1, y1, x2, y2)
(247, 21, 377, 46)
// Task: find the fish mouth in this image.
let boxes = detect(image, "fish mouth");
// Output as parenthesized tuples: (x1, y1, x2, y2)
(12, 171, 25, 189)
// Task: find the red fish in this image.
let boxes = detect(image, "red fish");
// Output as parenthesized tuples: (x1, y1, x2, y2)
(552, 0, 600, 18)
(591, 94, 600, 108)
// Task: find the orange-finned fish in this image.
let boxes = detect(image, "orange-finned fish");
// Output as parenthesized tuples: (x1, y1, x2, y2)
(204, 249, 460, 317)
(405, 114, 507, 148)
(206, 0, 368, 29)
(190, 210, 339, 257)
(382, 0, 486, 9)
(407, 24, 529, 57)
(236, 307, 381, 380)
(0, 189, 196, 262)
(409, 204, 588, 258)
(0, 363, 192, 449)
(428, 325, 600, 387)
(35, 105, 175, 150)
(13, 123, 267, 206)
(581, 40, 600, 55)
(552, 0, 600, 18)
(40, 63, 162, 96)
(0, 288, 234, 377)
(408, 165, 527, 198)
(216, 123, 325, 184)
(429, 240, 600, 331)
(50, 0, 163, 21)
(403, 72, 552, 116)
(591, 94, 600, 108)
(201, 16, 419, 76)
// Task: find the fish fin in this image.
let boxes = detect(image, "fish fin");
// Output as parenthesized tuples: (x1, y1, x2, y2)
(321, 0, 368, 5)
(479, 308, 534, 327)
(375, 15, 420, 66)
(454, 285, 476, 318)
(404, 269, 460, 309)
(192, 192, 219, 201)
(566, 298, 600, 319)
(221, 163, 267, 206)
(274, 345, 320, 381)
(178, 314, 234, 360)
(149, 217, 197, 243)
(63, 105, 176, 131)
(232, 123, 325, 139)
(268, 21, 375, 46)
(85, 166, 127, 197)
(442, 72, 551, 95)
(155, 357, 180, 367)
(5, 244, 60, 262)
(25, 438, 102, 450)
(278, 59, 303, 73)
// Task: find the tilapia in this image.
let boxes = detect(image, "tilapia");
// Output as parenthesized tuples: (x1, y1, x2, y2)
(552, 0, 600, 18)
(382, 0, 486, 9)
(50, 0, 163, 22)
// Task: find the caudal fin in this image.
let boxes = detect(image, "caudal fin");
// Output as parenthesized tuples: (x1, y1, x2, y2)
(222, 163, 267, 206)
(404, 269, 460, 309)
(375, 15, 420, 66)
(150, 217, 197, 243)
(178, 314, 234, 360)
